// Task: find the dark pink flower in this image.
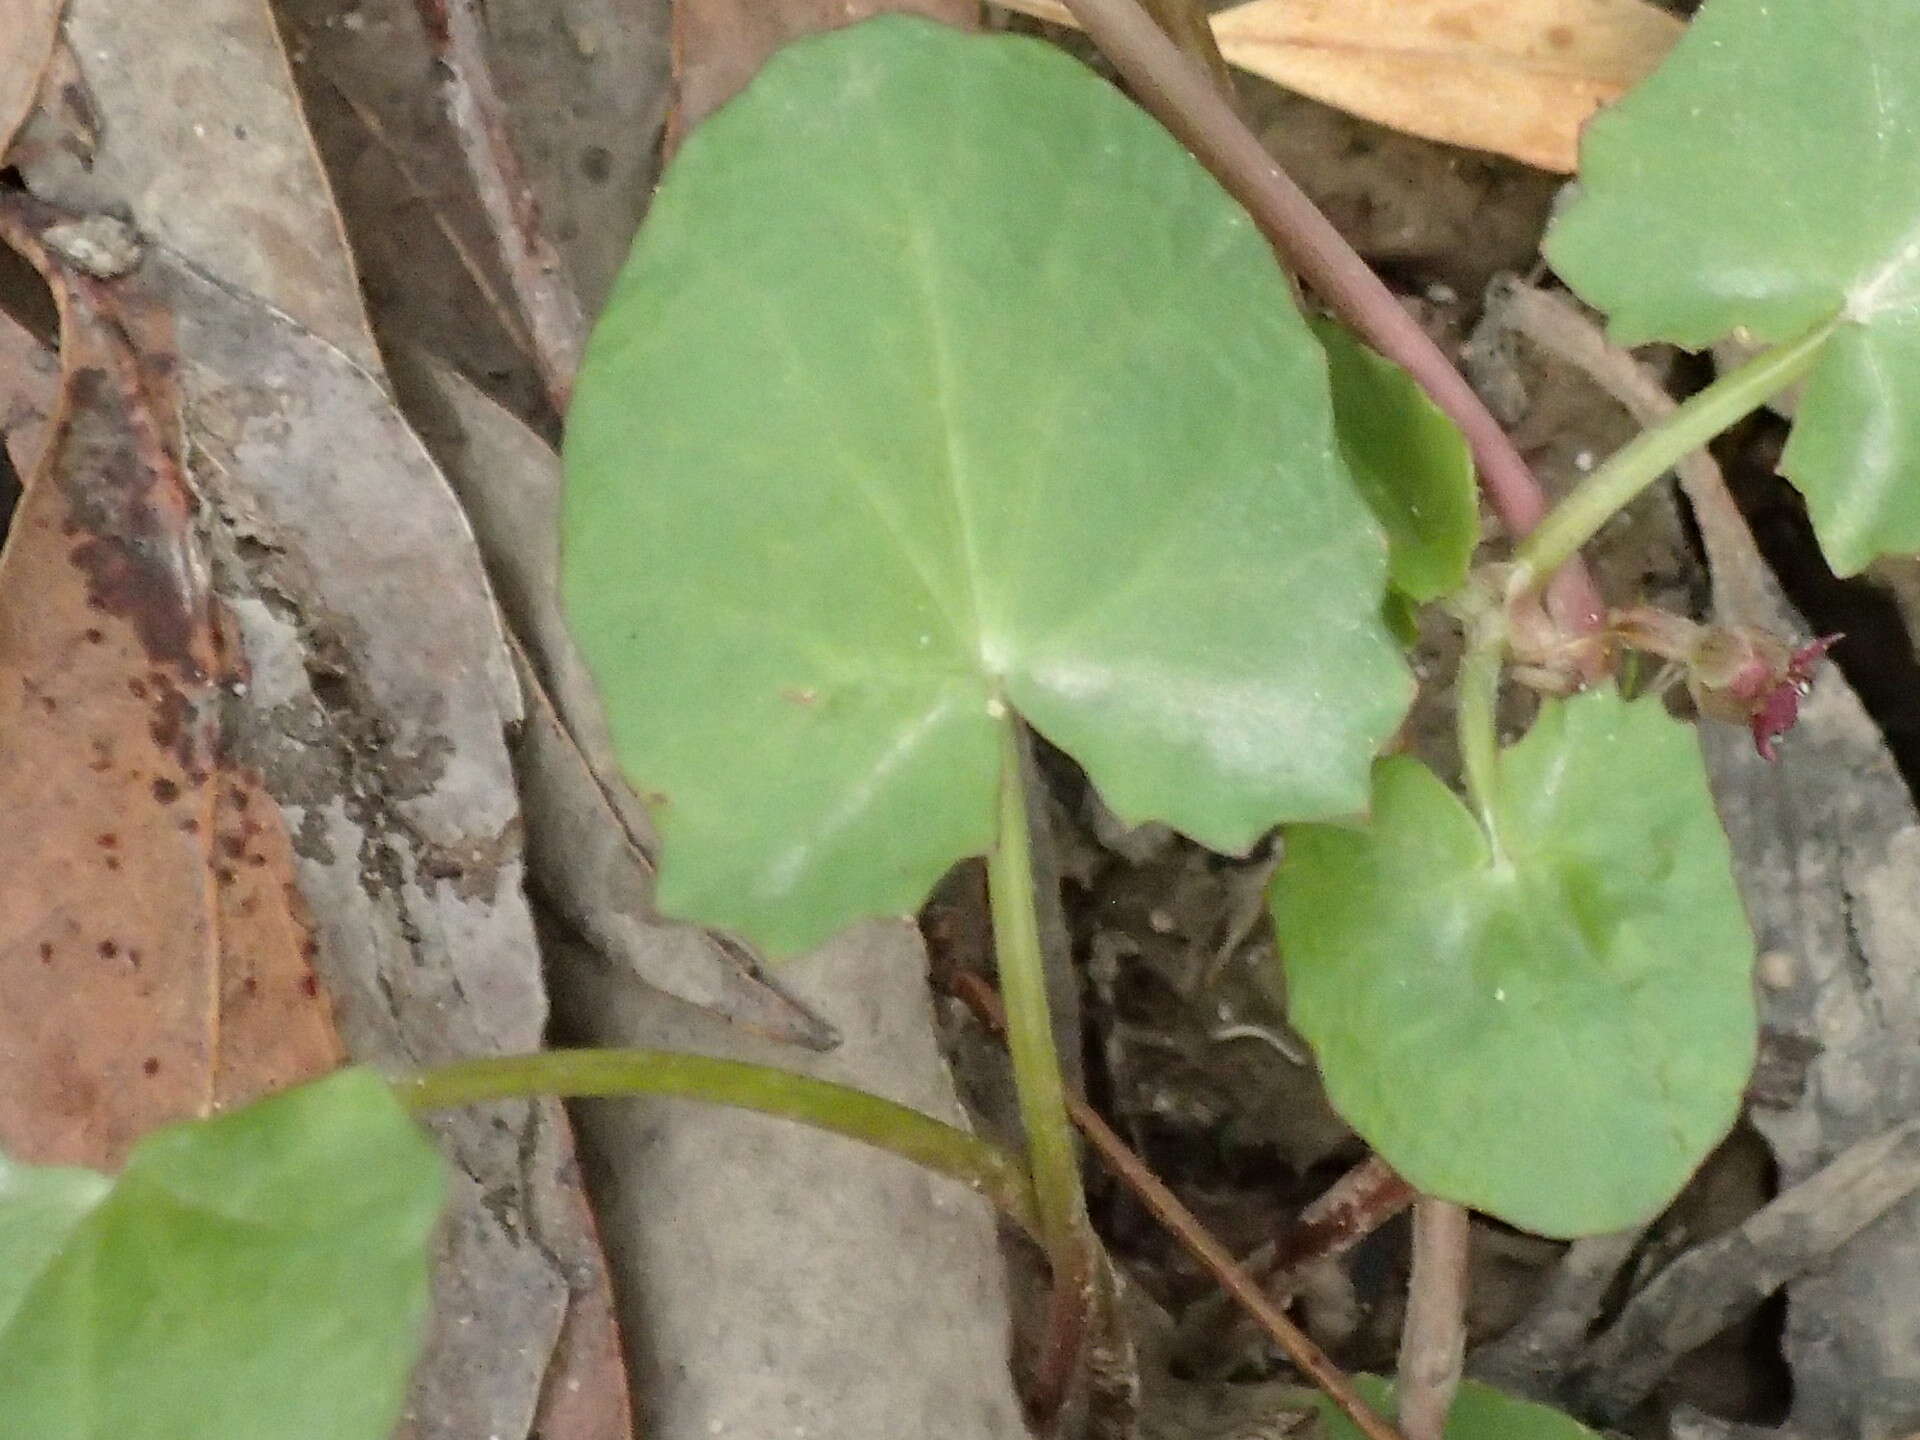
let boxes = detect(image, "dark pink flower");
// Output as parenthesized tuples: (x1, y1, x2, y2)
(1747, 635, 1840, 761)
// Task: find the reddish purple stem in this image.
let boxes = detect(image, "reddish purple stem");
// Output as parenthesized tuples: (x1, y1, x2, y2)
(1057, 0, 1607, 637)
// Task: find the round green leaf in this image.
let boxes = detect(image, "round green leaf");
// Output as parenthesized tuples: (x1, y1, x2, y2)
(0, 1069, 444, 1440)
(1545, 0, 1920, 575)
(1272, 689, 1756, 1237)
(1311, 1376, 1603, 1440)
(564, 16, 1409, 955)
(1313, 316, 1478, 604)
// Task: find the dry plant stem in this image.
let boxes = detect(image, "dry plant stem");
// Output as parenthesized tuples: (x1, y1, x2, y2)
(950, 971, 1408, 1440)
(1467, 1224, 1649, 1398)
(1174, 1155, 1414, 1363)
(1397, 1199, 1471, 1440)
(1056, 0, 1604, 639)
(1271, 1156, 1417, 1276)
(414, 0, 585, 413)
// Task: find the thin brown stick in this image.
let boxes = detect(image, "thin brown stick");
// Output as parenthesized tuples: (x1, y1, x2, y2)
(950, 971, 1407, 1440)
(1173, 1153, 1415, 1368)
(1055, 0, 1606, 642)
(1397, 1199, 1471, 1440)
(413, 0, 585, 414)
(1273, 1155, 1417, 1276)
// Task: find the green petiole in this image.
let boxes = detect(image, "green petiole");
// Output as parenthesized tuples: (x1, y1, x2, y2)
(1510, 315, 1841, 591)
(395, 1047, 1040, 1238)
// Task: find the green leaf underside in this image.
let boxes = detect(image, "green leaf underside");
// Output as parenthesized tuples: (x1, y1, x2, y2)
(1311, 1377, 1603, 1440)
(1546, 0, 1920, 575)
(564, 16, 1408, 954)
(0, 1070, 442, 1440)
(1313, 317, 1478, 604)
(1273, 689, 1755, 1237)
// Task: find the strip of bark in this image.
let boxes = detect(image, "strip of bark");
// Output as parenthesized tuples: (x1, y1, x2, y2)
(413, 0, 584, 414)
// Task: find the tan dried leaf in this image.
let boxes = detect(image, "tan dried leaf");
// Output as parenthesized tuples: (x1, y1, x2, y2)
(996, 0, 1684, 172)
(0, 198, 343, 1171)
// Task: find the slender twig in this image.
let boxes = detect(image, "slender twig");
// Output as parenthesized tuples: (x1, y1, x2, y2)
(393, 1047, 1040, 1237)
(1397, 1199, 1471, 1440)
(1272, 1156, 1418, 1277)
(1055, 0, 1605, 640)
(1468, 1224, 1648, 1398)
(413, 0, 585, 413)
(950, 971, 1408, 1440)
(1173, 1155, 1415, 1366)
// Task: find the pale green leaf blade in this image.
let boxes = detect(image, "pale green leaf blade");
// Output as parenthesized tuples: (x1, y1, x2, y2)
(1311, 1376, 1604, 1440)
(0, 1160, 109, 1331)
(564, 16, 1409, 955)
(1273, 689, 1756, 1236)
(1545, 0, 1920, 574)
(1313, 317, 1478, 603)
(0, 1069, 444, 1440)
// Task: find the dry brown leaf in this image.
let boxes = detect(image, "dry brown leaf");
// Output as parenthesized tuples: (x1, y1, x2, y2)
(667, 0, 977, 150)
(996, 0, 1684, 172)
(17, 0, 378, 366)
(0, 195, 342, 1170)
(0, 302, 58, 476)
(0, 0, 61, 162)
(9, 0, 639, 1432)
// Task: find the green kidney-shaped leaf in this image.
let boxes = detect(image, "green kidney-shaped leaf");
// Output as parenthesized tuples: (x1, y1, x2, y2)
(1272, 688, 1756, 1236)
(0, 1069, 443, 1440)
(1546, 0, 1920, 575)
(563, 16, 1410, 955)
(1314, 317, 1478, 604)
(1311, 1376, 1603, 1440)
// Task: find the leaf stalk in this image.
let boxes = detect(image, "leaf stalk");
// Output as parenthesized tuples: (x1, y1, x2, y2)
(1511, 317, 1840, 590)
(1455, 623, 1508, 860)
(989, 717, 1093, 1270)
(394, 1048, 1040, 1238)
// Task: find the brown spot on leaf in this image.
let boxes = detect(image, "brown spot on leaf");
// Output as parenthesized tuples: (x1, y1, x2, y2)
(150, 777, 179, 803)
